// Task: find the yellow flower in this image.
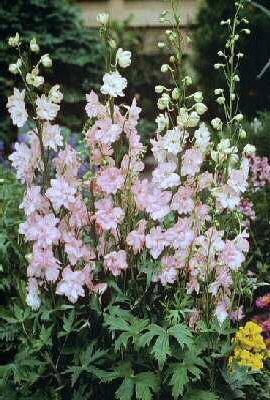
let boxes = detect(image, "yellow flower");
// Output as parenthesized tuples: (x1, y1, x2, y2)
(230, 321, 268, 371)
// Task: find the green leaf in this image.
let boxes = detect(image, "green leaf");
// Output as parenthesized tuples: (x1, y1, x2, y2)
(168, 324, 193, 349)
(116, 378, 134, 400)
(135, 372, 160, 400)
(170, 364, 189, 399)
(183, 389, 220, 400)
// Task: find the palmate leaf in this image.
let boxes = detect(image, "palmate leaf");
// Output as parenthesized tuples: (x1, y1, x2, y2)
(170, 364, 189, 399)
(139, 323, 193, 368)
(116, 372, 160, 400)
(167, 324, 193, 349)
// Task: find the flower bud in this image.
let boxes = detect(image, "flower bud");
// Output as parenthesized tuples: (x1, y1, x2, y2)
(155, 85, 165, 94)
(195, 102, 208, 115)
(234, 113, 243, 122)
(97, 13, 109, 25)
(217, 96, 225, 105)
(211, 117, 223, 131)
(158, 42, 165, 49)
(40, 54, 52, 68)
(161, 64, 170, 73)
(8, 32, 20, 47)
(109, 39, 116, 49)
(30, 38, 39, 53)
(243, 144, 256, 156)
(158, 93, 170, 110)
(155, 113, 169, 132)
(172, 88, 180, 100)
(193, 91, 203, 103)
(214, 88, 223, 95)
(182, 76, 192, 86)
(49, 85, 63, 104)
(169, 55, 175, 63)
(116, 48, 132, 68)
(239, 129, 246, 139)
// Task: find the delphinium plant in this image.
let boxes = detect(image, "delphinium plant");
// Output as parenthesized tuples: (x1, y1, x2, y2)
(1, 1, 269, 399)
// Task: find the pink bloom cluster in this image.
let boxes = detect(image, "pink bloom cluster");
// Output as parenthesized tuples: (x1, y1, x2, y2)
(8, 66, 253, 326)
(250, 155, 270, 189)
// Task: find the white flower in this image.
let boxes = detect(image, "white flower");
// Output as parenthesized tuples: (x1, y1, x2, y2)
(36, 94, 60, 121)
(152, 162, 180, 190)
(158, 93, 170, 110)
(194, 123, 211, 152)
(214, 88, 224, 95)
(49, 85, 63, 104)
(239, 128, 246, 139)
(193, 91, 203, 102)
(161, 64, 170, 73)
(182, 76, 192, 85)
(40, 54, 52, 68)
(116, 48, 131, 68)
(217, 96, 225, 105)
(155, 85, 164, 94)
(30, 38, 39, 52)
(96, 13, 109, 25)
(155, 114, 169, 132)
(42, 122, 63, 151)
(195, 102, 208, 115)
(187, 111, 200, 128)
(234, 113, 243, 122)
(243, 144, 256, 156)
(26, 72, 44, 88)
(9, 59, 22, 75)
(8, 32, 20, 47)
(101, 71, 127, 97)
(211, 117, 223, 131)
(6, 88, 28, 128)
(163, 127, 186, 155)
(172, 88, 180, 100)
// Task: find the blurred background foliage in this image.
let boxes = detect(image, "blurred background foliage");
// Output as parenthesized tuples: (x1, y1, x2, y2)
(0, 0, 103, 147)
(193, 0, 270, 119)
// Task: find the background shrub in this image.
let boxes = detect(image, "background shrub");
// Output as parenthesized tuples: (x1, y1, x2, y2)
(193, 0, 270, 117)
(0, 0, 103, 147)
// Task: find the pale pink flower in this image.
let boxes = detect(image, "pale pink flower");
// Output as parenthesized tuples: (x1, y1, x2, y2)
(215, 300, 229, 324)
(152, 162, 180, 190)
(214, 184, 241, 210)
(150, 135, 167, 163)
(63, 233, 92, 266)
(20, 213, 60, 248)
(228, 169, 248, 193)
(69, 196, 89, 228)
(209, 268, 232, 296)
(157, 267, 178, 286)
(124, 98, 141, 135)
(126, 220, 147, 254)
(46, 177, 76, 211)
(91, 119, 122, 145)
(28, 246, 61, 282)
(165, 218, 195, 250)
(234, 230, 249, 253)
(121, 154, 144, 175)
(7, 88, 28, 127)
(36, 94, 60, 120)
(181, 148, 203, 176)
(128, 132, 145, 157)
(54, 145, 81, 183)
(171, 186, 195, 214)
(95, 197, 124, 231)
(19, 185, 48, 216)
(220, 240, 245, 270)
(132, 179, 171, 221)
(9, 142, 35, 184)
(85, 90, 105, 118)
(42, 122, 63, 151)
(197, 172, 213, 190)
(104, 250, 128, 276)
(230, 306, 245, 321)
(26, 278, 41, 310)
(56, 266, 86, 303)
(96, 167, 125, 194)
(145, 226, 167, 259)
